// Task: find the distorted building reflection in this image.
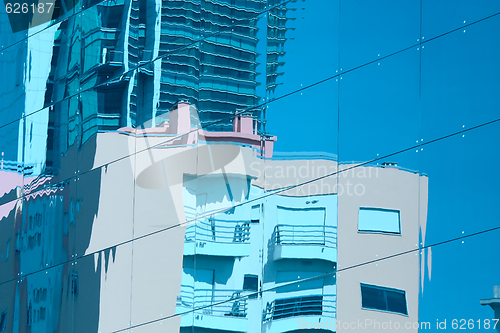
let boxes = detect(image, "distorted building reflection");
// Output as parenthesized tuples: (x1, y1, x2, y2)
(0, 1, 432, 333)
(0, 95, 428, 333)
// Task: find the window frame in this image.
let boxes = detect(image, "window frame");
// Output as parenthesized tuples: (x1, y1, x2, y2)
(357, 207, 402, 235)
(243, 274, 258, 292)
(360, 283, 408, 316)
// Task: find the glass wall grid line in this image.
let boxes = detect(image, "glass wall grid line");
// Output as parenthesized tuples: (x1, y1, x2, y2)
(2, 9, 498, 137)
(0, 10, 497, 134)
(0, 0, 293, 129)
(2, 3, 500, 333)
(1, 116, 498, 289)
(101, 226, 500, 333)
(2, 197, 498, 326)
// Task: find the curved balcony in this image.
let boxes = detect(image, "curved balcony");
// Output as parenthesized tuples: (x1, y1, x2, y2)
(262, 294, 336, 332)
(177, 286, 248, 332)
(183, 218, 250, 257)
(272, 224, 337, 263)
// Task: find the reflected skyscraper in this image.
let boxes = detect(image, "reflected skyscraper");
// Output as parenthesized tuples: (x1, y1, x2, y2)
(2, 0, 500, 333)
(266, 0, 289, 94)
(44, 0, 278, 134)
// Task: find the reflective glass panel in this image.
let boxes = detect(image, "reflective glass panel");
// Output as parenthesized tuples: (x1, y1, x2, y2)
(0, 120, 24, 200)
(420, 120, 500, 246)
(422, 0, 500, 39)
(339, 0, 420, 71)
(421, 15, 500, 141)
(266, 0, 339, 102)
(419, 229, 500, 330)
(339, 47, 420, 169)
(23, 96, 79, 190)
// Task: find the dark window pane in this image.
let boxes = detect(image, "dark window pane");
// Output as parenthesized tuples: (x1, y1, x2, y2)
(361, 283, 407, 315)
(243, 275, 258, 291)
(361, 284, 386, 311)
(386, 290, 408, 315)
(0, 312, 6, 331)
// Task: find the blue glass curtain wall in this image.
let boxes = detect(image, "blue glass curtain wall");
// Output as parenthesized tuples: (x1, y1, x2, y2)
(1, 0, 499, 332)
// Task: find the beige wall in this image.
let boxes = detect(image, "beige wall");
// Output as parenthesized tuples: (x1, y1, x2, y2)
(85, 133, 261, 332)
(337, 165, 427, 332)
(80, 130, 428, 333)
(252, 158, 339, 196)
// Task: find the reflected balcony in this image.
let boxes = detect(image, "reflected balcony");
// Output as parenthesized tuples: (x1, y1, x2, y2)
(183, 218, 250, 257)
(262, 294, 336, 332)
(80, 47, 125, 85)
(177, 286, 248, 332)
(272, 225, 337, 263)
(101, 47, 123, 67)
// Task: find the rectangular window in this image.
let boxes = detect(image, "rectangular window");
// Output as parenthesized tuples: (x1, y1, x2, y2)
(277, 207, 326, 226)
(26, 302, 32, 326)
(358, 208, 401, 235)
(0, 311, 6, 331)
(251, 205, 260, 223)
(360, 283, 408, 315)
(243, 274, 258, 292)
(71, 274, 79, 299)
(243, 274, 258, 299)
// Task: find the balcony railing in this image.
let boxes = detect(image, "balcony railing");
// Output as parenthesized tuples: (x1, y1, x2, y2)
(262, 294, 336, 322)
(177, 285, 247, 318)
(185, 218, 250, 244)
(101, 48, 123, 64)
(273, 224, 337, 248)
